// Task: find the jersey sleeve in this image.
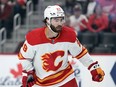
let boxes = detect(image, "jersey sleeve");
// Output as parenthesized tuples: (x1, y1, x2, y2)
(18, 40, 35, 59)
(68, 38, 87, 58)
(18, 40, 35, 72)
(68, 38, 94, 67)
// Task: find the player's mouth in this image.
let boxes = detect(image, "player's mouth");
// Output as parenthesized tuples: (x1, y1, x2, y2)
(56, 26, 62, 30)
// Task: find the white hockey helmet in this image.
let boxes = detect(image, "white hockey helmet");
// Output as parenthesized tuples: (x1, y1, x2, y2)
(44, 5, 65, 20)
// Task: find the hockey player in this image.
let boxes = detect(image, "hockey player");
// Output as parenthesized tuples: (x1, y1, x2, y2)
(18, 5, 105, 87)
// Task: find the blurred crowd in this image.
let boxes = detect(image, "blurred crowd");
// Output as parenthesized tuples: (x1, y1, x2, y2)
(61, 0, 116, 53)
(0, 0, 38, 39)
(63, 0, 116, 34)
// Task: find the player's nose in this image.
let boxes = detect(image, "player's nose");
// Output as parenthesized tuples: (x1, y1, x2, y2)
(58, 21, 63, 26)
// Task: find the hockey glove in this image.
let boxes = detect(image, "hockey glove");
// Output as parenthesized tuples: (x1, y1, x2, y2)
(88, 61, 105, 82)
(22, 70, 35, 87)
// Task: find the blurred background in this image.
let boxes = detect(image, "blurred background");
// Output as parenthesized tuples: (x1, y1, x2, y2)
(0, 0, 116, 87)
(0, 0, 116, 54)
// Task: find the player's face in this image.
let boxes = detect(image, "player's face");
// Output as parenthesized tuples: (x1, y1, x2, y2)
(50, 17, 65, 33)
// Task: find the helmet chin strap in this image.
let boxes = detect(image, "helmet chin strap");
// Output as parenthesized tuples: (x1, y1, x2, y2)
(46, 23, 58, 35)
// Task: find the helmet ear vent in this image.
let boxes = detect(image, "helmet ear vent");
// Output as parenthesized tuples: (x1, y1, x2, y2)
(45, 17, 48, 19)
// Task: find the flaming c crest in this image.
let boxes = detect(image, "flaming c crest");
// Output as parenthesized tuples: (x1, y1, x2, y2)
(41, 50, 64, 72)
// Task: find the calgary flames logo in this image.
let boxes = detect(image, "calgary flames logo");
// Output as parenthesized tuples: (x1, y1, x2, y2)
(41, 50, 64, 72)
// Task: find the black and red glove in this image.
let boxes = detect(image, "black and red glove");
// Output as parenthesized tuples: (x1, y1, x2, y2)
(21, 70, 35, 87)
(88, 61, 105, 82)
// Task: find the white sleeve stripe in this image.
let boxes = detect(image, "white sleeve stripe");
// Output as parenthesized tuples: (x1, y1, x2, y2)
(79, 53, 94, 67)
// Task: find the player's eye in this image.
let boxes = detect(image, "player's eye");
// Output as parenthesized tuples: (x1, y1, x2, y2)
(53, 17, 64, 22)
